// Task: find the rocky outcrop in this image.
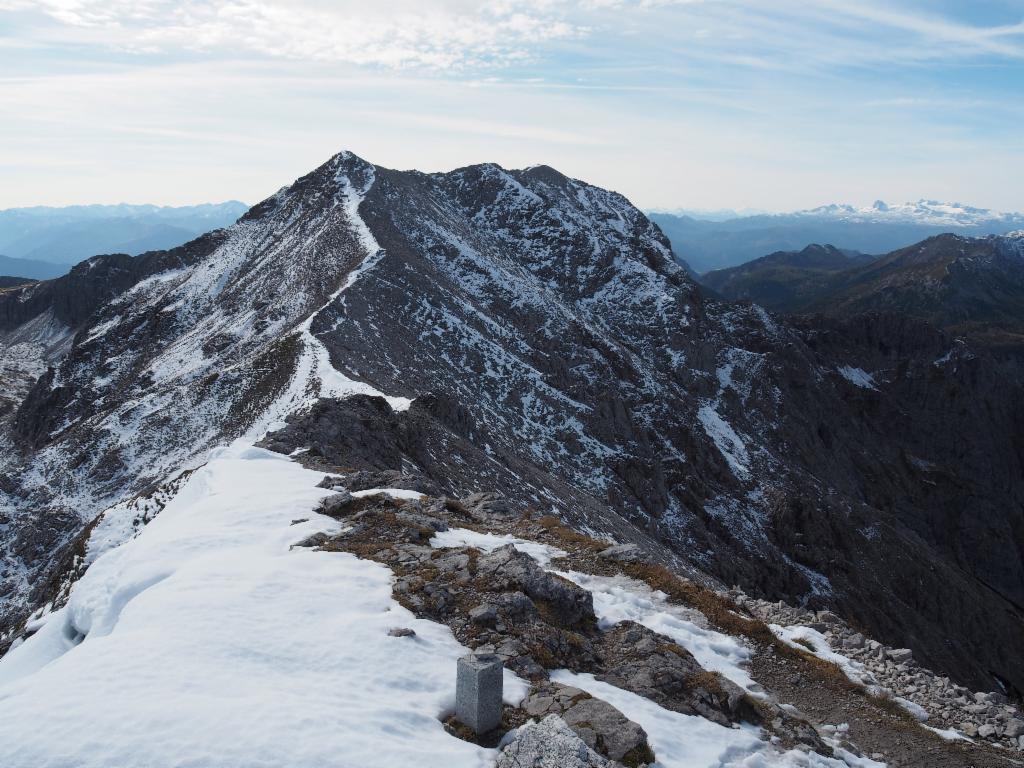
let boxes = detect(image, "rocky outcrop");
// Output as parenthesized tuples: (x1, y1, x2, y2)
(521, 684, 653, 765)
(496, 715, 614, 768)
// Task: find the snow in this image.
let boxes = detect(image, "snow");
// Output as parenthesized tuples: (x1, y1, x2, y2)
(557, 570, 760, 694)
(551, 671, 885, 768)
(0, 443, 526, 768)
(430, 527, 567, 568)
(894, 697, 929, 722)
(836, 366, 877, 390)
(697, 403, 750, 477)
(924, 725, 973, 742)
(793, 199, 1023, 228)
(351, 487, 426, 500)
(770, 625, 875, 689)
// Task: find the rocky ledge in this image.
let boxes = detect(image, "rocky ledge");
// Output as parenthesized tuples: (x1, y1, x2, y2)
(286, 464, 1020, 767)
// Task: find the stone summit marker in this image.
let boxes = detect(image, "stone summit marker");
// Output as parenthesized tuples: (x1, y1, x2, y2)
(456, 653, 503, 734)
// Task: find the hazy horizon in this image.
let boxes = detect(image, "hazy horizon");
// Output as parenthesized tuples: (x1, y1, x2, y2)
(2, 1, 1022, 212)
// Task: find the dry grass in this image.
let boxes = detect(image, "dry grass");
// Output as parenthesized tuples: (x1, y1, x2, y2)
(622, 562, 777, 645)
(621, 741, 657, 767)
(683, 668, 729, 696)
(443, 497, 472, 516)
(535, 515, 608, 553)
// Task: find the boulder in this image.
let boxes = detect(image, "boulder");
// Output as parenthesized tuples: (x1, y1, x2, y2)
(477, 545, 595, 627)
(1004, 718, 1024, 738)
(317, 490, 355, 518)
(496, 715, 612, 768)
(598, 543, 644, 563)
(470, 604, 498, 626)
(886, 648, 913, 664)
(521, 683, 653, 765)
(842, 633, 866, 650)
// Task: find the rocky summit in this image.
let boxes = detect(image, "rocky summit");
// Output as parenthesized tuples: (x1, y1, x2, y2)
(1, 151, 1023, 766)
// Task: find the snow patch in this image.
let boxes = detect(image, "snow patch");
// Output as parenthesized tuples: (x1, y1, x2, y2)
(430, 527, 567, 568)
(837, 366, 877, 390)
(697, 403, 750, 477)
(351, 487, 425, 501)
(770, 625, 875, 689)
(924, 725, 973, 742)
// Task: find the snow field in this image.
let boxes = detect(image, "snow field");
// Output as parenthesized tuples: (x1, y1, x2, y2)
(0, 444, 525, 768)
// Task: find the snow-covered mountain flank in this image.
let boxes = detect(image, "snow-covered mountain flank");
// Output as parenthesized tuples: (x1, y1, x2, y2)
(0, 152, 1022, 766)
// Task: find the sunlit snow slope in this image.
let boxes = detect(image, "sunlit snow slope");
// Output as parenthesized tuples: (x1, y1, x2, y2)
(0, 444, 526, 768)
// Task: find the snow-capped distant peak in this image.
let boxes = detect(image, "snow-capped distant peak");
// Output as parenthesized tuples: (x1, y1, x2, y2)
(794, 199, 1022, 227)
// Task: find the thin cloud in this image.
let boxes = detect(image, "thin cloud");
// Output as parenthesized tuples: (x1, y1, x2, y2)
(5, 1, 585, 69)
(0, 2, 1021, 211)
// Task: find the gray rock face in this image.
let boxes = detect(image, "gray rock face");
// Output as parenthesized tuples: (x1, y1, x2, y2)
(316, 490, 354, 518)
(496, 715, 613, 768)
(476, 545, 595, 628)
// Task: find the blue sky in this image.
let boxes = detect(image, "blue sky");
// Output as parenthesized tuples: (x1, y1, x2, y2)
(0, 1, 1021, 212)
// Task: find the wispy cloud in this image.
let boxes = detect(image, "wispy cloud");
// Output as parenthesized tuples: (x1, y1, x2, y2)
(2, 1, 584, 69)
(0, 1, 1021, 210)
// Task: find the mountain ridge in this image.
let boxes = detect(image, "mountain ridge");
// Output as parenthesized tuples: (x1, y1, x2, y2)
(1, 150, 1022, 720)
(706, 232, 1024, 348)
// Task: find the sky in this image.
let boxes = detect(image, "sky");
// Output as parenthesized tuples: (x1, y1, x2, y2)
(0, 1, 1022, 212)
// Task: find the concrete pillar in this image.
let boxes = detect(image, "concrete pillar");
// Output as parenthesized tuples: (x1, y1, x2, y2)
(456, 653, 504, 734)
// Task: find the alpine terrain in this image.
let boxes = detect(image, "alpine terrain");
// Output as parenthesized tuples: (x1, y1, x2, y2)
(0, 152, 1022, 767)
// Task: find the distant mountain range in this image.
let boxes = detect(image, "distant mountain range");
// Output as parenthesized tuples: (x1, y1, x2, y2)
(0, 202, 248, 279)
(651, 200, 1024, 274)
(704, 232, 1024, 349)
(0, 255, 67, 281)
